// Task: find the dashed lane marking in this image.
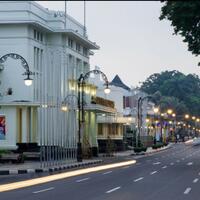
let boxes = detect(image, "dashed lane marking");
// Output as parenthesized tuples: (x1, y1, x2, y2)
(106, 186, 121, 194)
(153, 162, 161, 165)
(103, 171, 112, 175)
(150, 171, 157, 175)
(134, 177, 144, 182)
(162, 166, 167, 169)
(33, 187, 54, 194)
(122, 166, 130, 169)
(76, 177, 90, 183)
(136, 163, 141, 165)
(187, 162, 193, 166)
(184, 187, 191, 194)
(170, 162, 174, 165)
(193, 178, 198, 183)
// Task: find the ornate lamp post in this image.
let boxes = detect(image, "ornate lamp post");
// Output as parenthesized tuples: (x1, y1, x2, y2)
(0, 53, 34, 86)
(77, 69, 110, 162)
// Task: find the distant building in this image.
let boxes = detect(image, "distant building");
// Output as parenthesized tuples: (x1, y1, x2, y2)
(90, 68, 135, 152)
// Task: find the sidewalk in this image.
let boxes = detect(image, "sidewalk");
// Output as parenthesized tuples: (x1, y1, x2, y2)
(111, 143, 173, 157)
(0, 143, 173, 176)
(0, 159, 102, 175)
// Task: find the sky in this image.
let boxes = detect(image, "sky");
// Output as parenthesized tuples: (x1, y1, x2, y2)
(36, 1, 199, 88)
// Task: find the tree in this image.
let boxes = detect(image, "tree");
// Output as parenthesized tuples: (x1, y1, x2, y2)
(140, 70, 200, 115)
(160, 1, 200, 65)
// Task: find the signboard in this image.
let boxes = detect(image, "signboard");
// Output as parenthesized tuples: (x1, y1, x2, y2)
(0, 115, 6, 140)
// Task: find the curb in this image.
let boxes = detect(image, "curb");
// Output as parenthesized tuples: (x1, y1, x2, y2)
(0, 160, 102, 176)
(131, 144, 173, 156)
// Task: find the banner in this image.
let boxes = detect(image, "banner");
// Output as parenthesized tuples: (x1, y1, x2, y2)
(0, 115, 6, 140)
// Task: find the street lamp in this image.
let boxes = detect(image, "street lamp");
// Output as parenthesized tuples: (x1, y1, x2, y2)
(61, 94, 78, 112)
(104, 86, 111, 94)
(192, 116, 196, 120)
(167, 109, 173, 115)
(185, 114, 190, 119)
(77, 69, 110, 162)
(0, 53, 34, 86)
(153, 107, 159, 114)
(24, 72, 33, 86)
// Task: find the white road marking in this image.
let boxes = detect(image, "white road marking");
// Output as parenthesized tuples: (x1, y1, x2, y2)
(162, 166, 167, 169)
(170, 162, 174, 165)
(122, 166, 130, 169)
(184, 187, 191, 194)
(153, 162, 161, 165)
(33, 187, 54, 194)
(193, 178, 199, 183)
(134, 177, 144, 182)
(103, 171, 112, 175)
(198, 172, 200, 176)
(176, 160, 180, 163)
(187, 162, 193, 166)
(106, 186, 121, 194)
(136, 163, 141, 165)
(76, 177, 90, 182)
(150, 171, 157, 175)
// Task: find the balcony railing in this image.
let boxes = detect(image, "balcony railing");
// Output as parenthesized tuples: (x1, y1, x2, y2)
(97, 115, 136, 124)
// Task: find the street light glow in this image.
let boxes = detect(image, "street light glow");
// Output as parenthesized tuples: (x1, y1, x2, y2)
(24, 78, 33, 86)
(167, 109, 173, 115)
(104, 87, 111, 94)
(146, 118, 150, 123)
(185, 114, 189, 119)
(0, 160, 136, 192)
(153, 107, 159, 113)
(61, 105, 68, 112)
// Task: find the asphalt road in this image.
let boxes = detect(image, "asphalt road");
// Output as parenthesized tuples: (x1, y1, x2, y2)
(1, 143, 200, 200)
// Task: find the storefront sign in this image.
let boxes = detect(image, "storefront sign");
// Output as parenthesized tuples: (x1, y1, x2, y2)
(91, 96, 115, 108)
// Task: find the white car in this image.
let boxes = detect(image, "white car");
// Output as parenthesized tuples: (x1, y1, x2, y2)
(192, 137, 200, 146)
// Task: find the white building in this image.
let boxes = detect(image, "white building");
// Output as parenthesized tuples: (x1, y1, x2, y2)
(90, 67, 156, 150)
(0, 1, 100, 161)
(90, 68, 135, 152)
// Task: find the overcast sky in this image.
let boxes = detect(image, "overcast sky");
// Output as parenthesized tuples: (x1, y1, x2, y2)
(36, 1, 199, 87)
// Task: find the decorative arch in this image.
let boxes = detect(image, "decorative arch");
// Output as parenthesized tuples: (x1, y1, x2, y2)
(0, 53, 34, 76)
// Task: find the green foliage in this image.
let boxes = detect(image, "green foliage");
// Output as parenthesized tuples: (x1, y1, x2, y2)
(134, 147, 147, 153)
(0, 149, 10, 156)
(160, 1, 200, 63)
(152, 142, 164, 149)
(140, 70, 200, 115)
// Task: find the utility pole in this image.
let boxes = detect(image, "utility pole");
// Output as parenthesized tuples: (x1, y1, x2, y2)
(64, 1, 67, 29)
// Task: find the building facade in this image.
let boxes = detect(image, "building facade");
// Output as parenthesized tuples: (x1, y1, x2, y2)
(90, 69, 135, 152)
(0, 1, 99, 162)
